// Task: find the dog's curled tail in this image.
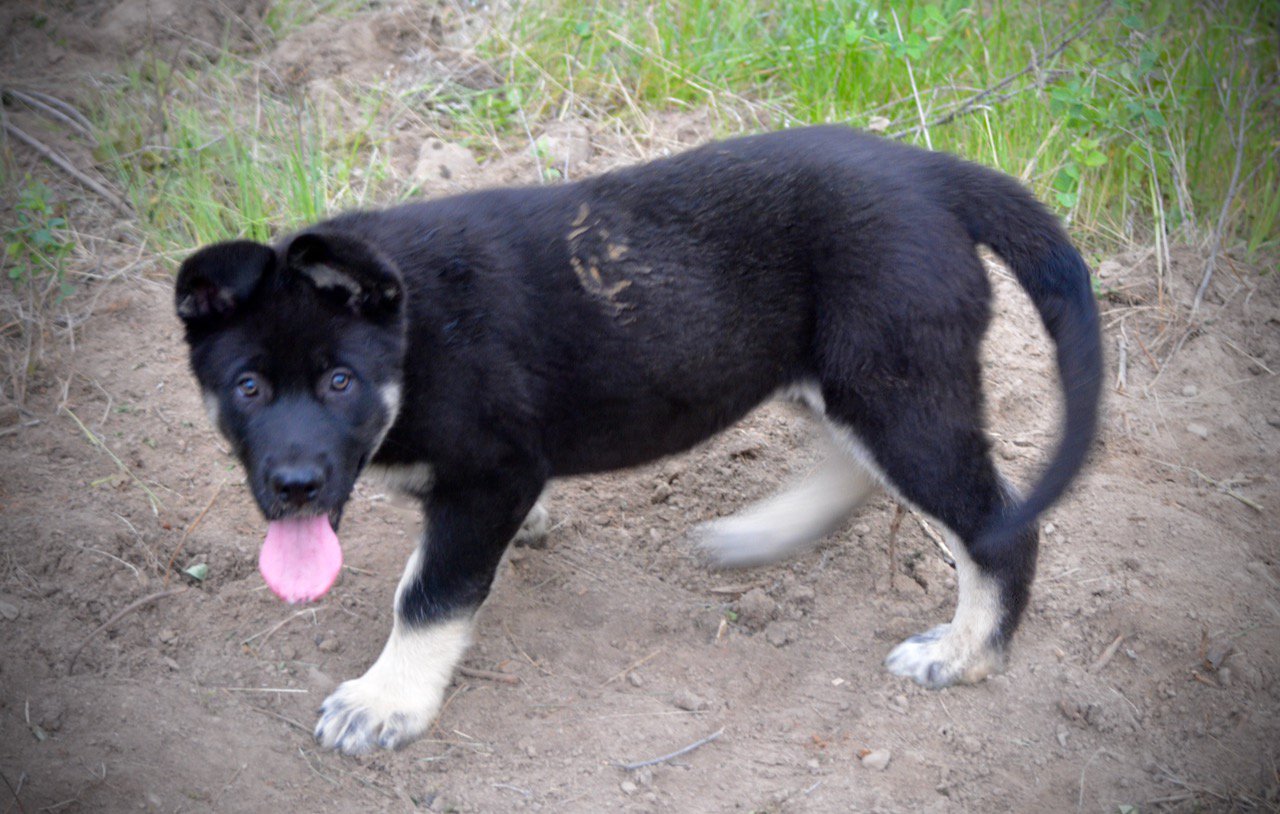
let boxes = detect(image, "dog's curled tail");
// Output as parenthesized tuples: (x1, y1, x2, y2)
(938, 158, 1103, 563)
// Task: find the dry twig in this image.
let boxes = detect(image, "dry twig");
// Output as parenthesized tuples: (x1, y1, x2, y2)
(458, 666, 520, 685)
(67, 587, 186, 674)
(164, 480, 225, 586)
(617, 727, 725, 771)
(889, 1, 1114, 140)
(1088, 634, 1125, 673)
(2, 121, 131, 216)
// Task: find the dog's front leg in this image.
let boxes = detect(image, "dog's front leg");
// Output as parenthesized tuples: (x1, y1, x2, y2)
(315, 469, 545, 756)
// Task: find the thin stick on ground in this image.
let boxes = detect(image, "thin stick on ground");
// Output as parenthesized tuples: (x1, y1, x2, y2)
(890, 9, 932, 150)
(458, 666, 520, 685)
(241, 607, 322, 648)
(602, 648, 662, 686)
(249, 706, 312, 734)
(1191, 68, 1256, 317)
(0, 769, 27, 814)
(1144, 457, 1263, 513)
(67, 587, 186, 674)
(2, 88, 95, 138)
(2, 121, 132, 216)
(62, 406, 162, 514)
(616, 727, 725, 771)
(888, 0, 1115, 140)
(1089, 634, 1125, 673)
(886, 503, 906, 590)
(7, 87, 95, 133)
(164, 480, 225, 586)
(910, 508, 956, 567)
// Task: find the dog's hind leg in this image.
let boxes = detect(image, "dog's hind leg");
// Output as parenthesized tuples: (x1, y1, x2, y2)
(694, 432, 878, 568)
(823, 397, 1034, 688)
(315, 467, 545, 755)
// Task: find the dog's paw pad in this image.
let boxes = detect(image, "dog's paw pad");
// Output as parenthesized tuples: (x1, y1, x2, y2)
(314, 679, 434, 756)
(885, 624, 1001, 689)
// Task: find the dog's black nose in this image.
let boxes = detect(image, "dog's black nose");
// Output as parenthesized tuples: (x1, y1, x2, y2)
(270, 466, 323, 507)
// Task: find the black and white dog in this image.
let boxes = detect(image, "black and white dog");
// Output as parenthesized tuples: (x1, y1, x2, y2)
(175, 126, 1101, 756)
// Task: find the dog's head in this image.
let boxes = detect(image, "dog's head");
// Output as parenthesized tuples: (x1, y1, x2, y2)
(175, 230, 407, 602)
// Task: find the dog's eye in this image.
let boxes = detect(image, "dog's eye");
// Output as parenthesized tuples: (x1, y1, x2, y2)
(329, 369, 353, 392)
(236, 374, 261, 398)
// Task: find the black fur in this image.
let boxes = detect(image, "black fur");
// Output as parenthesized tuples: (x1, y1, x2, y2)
(178, 125, 1101, 682)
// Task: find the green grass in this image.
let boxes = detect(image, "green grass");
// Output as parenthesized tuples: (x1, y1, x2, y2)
(486, 0, 1278, 256)
(87, 0, 1278, 263)
(91, 58, 394, 253)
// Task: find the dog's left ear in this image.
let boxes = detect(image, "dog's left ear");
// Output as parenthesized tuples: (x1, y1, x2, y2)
(284, 231, 404, 323)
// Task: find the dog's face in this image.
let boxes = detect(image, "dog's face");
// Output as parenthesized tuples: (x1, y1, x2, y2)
(175, 231, 407, 601)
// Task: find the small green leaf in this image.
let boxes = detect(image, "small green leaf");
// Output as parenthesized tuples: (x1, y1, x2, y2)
(183, 563, 209, 582)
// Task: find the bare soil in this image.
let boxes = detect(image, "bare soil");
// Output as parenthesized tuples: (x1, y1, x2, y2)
(2, 2, 1278, 812)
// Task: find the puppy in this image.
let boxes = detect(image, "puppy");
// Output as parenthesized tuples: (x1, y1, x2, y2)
(175, 125, 1102, 755)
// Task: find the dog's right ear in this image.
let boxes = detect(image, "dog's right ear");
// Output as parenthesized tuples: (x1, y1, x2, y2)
(175, 240, 275, 326)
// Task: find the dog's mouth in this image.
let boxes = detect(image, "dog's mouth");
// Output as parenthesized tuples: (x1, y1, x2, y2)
(259, 512, 344, 604)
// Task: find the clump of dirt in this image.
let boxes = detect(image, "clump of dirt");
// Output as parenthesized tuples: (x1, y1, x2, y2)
(1, 1, 1278, 812)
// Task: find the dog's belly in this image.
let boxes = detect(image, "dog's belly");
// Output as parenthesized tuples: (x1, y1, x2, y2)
(542, 360, 792, 476)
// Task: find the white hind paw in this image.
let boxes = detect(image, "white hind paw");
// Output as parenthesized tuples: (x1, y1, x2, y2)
(885, 624, 1004, 689)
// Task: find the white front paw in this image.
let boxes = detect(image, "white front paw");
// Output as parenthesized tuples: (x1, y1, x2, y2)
(314, 618, 471, 756)
(315, 673, 442, 755)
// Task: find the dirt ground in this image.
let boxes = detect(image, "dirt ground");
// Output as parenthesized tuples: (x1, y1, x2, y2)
(2, 2, 1278, 812)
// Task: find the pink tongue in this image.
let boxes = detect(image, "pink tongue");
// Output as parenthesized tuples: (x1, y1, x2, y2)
(259, 516, 343, 603)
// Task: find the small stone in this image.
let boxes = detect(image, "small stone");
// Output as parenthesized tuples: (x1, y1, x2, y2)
(536, 121, 593, 172)
(163, 657, 180, 671)
(0, 598, 18, 621)
(736, 588, 777, 629)
(36, 699, 65, 732)
(960, 735, 982, 754)
(620, 780, 638, 795)
(788, 584, 816, 611)
(1186, 422, 1210, 439)
(317, 636, 340, 653)
(764, 622, 793, 647)
(1095, 259, 1123, 279)
(1216, 667, 1232, 687)
(1056, 728, 1069, 748)
(853, 523, 872, 537)
(889, 694, 909, 714)
(861, 749, 891, 770)
(525, 744, 537, 758)
(1044, 522, 1057, 535)
(412, 139, 477, 186)
(651, 481, 673, 503)
(627, 671, 644, 687)
(634, 767, 653, 788)
(672, 688, 709, 711)
(280, 644, 298, 660)
(1182, 384, 1198, 397)
(158, 628, 177, 644)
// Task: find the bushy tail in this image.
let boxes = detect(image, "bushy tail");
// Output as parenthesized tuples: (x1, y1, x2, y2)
(937, 158, 1104, 561)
